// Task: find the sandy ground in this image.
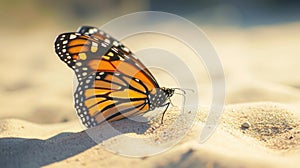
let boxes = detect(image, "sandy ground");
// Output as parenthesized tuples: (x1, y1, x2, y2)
(1, 22, 300, 167)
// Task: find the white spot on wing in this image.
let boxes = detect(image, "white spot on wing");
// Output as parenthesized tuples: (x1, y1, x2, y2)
(104, 39, 111, 44)
(113, 41, 119, 46)
(122, 47, 130, 53)
(70, 34, 77, 39)
(101, 43, 107, 47)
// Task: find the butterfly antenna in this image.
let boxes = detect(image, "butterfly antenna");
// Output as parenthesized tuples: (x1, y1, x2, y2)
(173, 88, 195, 94)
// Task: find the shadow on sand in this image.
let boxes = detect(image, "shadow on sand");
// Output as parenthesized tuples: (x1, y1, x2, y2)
(0, 118, 150, 168)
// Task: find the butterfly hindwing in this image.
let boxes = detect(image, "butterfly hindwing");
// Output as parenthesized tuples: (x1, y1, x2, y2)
(74, 71, 151, 127)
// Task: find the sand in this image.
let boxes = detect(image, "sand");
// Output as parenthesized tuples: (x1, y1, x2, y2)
(1, 22, 300, 167)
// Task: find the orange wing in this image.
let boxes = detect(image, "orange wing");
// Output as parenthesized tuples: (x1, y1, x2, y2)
(77, 26, 157, 82)
(55, 26, 164, 127)
(54, 27, 159, 89)
(55, 26, 178, 127)
(74, 71, 151, 127)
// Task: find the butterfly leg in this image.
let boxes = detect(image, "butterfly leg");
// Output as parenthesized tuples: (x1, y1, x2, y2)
(160, 102, 170, 124)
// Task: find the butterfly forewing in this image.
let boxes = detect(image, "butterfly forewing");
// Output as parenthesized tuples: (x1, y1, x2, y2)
(77, 26, 159, 87)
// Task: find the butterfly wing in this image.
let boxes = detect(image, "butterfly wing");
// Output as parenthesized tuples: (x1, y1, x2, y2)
(55, 32, 115, 81)
(54, 26, 159, 88)
(75, 71, 151, 127)
(54, 26, 161, 127)
(77, 26, 158, 85)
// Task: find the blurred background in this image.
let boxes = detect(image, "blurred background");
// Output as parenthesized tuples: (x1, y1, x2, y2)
(2, 0, 300, 29)
(0, 0, 300, 124)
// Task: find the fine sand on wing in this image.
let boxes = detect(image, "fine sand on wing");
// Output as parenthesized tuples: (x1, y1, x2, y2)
(1, 21, 300, 168)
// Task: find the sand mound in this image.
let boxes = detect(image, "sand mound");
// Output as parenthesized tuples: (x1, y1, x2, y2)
(1, 102, 300, 168)
(222, 103, 300, 151)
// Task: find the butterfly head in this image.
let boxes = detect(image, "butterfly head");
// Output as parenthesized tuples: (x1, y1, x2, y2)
(161, 87, 175, 98)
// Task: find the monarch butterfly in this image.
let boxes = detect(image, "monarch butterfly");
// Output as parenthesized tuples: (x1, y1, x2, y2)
(55, 26, 175, 128)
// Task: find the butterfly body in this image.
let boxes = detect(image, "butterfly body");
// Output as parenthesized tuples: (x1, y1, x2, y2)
(55, 26, 174, 128)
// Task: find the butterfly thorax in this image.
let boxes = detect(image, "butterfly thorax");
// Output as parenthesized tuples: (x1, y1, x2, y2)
(148, 87, 175, 110)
